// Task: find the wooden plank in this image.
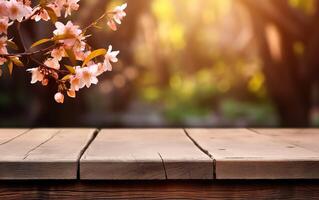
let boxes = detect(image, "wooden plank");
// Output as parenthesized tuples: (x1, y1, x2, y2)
(186, 129, 319, 179)
(0, 128, 96, 180)
(0, 129, 29, 145)
(0, 180, 318, 200)
(253, 129, 319, 153)
(80, 129, 213, 180)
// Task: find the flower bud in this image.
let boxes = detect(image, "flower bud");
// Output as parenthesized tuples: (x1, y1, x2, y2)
(42, 78, 48, 86)
(107, 20, 117, 31)
(54, 92, 64, 104)
(67, 90, 76, 98)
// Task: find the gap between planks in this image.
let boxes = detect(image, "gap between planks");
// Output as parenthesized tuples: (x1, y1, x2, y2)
(186, 128, 319, 179)
(183, 129, 217, 179)
(2, 128, 317, 180)
(77, 129, 100, 179)
(0, 129, 98, 180)
(80, 129, 214, 180)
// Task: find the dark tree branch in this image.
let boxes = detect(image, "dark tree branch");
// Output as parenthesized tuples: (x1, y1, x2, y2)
(239, 0, 309, 41)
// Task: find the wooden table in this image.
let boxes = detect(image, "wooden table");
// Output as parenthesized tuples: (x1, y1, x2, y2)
(0, 128, 318, 199)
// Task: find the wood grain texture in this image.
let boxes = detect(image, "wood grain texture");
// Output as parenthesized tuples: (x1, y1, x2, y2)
(0, 180, 318, 200)
(253, 129, 319, 152)
(186, 129, 319, 179)
(0, 128, 96, 180)
(80, 129, 213, 180)
(0, 129, 29, 145)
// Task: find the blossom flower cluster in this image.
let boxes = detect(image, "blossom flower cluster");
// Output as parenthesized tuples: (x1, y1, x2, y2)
(0, 0, 127, 103)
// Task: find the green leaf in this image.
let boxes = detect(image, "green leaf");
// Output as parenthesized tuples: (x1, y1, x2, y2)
(65, 65, 76, 74)
(10, 57, 24, 67)
(45, 6, 57, 23)
(6, 40, 19, 50)
(61, 74, 72, 81)
(93, 24, 103, 29)
(65, 48, 77, 65)
(8, 61, 13, 75)
(82, 48, 106, 67)
(31, 38, 52, 48)
(53, 34, 74, 41)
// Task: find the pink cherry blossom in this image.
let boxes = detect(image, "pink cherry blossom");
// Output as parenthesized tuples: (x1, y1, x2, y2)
(80, 64, 99, 88)
(17, 0, 31, 6)
(32, 8, 50, 22)
(67, 89, 76, 98)
(0, 36, 7, 54)
(53, 0, 79, 17)
(0, 18, 12, 34)
(0, 0, 9, 18)
(53, 21, 81, 36)
(31, 3, 63, 22)
(41, 78, 49, 86)
(51, 46, 66, 61)
(54, 92, 64, 103)
(7, 0, 32, 22)
(73, 41, 88, 61)
(107, 20, 117, 31)
(53, 21, 83, 47)
(113, 3, 127, 25)
(74, 50, 86, 61)
(96, 62, 105, 76)
(64, 0, 80, 17)
(103, 45, 119, 72)
(44, 58, 60, 70)
(70, 74, 82, 91)
(27, 68, 44, 84)
(70, 65, 99, 90)
(48, 3, 62, 17)
(107, 3, 127, 31)
(54, 0, 65, 9)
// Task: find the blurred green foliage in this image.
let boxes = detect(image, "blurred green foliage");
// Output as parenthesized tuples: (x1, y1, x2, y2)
(134, 0, 277, 126)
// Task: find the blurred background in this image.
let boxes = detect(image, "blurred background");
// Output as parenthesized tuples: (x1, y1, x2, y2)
(1, 0, 319, 127)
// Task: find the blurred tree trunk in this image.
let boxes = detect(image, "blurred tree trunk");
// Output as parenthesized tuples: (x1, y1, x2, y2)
(240, 0, 319, 127)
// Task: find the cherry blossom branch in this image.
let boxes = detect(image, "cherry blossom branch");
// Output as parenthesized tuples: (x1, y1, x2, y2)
(20, 5, 40, 23)
(0, 0, 127, 104)
(14, 21, 60, 74)
(82, 12, 107, 32)
(12, 20, 69, 77)
(30, 56, 69, 75)
(83, 7, 126, 32)
(0, 44, 56, 57)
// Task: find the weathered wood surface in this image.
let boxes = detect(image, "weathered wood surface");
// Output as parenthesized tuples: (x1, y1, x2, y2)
(186, 129, 319, 179)
(0, 129, 29, 145)
(0, 129, 96, 180)
(253, 129, 319, 152)
(0, 180, 318, 200)
(80, 129, 213, 180)
(0, 128, 319, 180)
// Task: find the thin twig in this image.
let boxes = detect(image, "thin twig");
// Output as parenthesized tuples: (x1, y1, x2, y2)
(13, 21, 70, 76)
(0, 45, 56, 57)
(82, 11, 115, 32)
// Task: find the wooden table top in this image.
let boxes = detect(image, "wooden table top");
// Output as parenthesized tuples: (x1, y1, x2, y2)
(0, 128, 318, 180)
